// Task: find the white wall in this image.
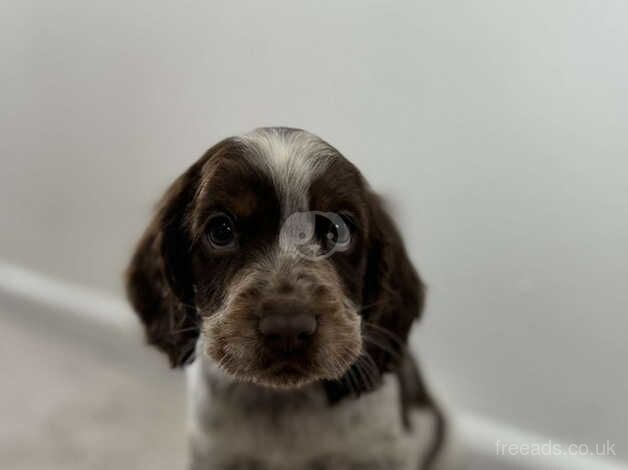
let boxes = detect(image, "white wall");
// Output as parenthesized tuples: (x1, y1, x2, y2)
(2, 0, 627, 460)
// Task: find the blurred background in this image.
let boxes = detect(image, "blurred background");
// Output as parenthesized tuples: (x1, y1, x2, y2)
(1, 1, 626, 469)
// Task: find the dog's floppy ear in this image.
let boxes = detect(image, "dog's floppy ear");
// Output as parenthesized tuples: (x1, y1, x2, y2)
(125, 162, 203, 367)
(324, 192, 425, 403)
(361, 192, 425, 373)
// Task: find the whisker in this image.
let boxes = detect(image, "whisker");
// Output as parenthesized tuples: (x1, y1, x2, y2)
(345, 368, 360, 396)
(362, 321, 405, 348)
(352, 360, 370, 391)
(353, 356, 377, 390)
(363, 335, 403, 362)
(356, 299, 390, 312)
(358, 352, 380, 385)
(169, 325, 201, 335)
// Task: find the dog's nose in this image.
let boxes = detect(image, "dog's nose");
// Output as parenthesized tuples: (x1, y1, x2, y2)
(259, 301, 317, 353)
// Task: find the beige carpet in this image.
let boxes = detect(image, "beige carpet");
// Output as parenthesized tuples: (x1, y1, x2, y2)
(0, 312, 187, 470)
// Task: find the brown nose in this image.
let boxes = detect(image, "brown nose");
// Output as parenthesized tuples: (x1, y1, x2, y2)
(259, 300, 317, 353)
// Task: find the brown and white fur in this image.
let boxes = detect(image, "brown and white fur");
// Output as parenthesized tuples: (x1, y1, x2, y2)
(126, 128, 457, 469)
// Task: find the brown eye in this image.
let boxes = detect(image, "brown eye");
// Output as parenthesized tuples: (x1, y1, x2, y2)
(332, 215, 352, 246)
(206, 213, 237, 250)
(315, 213, 352, 252)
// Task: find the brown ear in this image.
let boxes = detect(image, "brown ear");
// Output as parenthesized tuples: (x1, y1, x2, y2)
(125, 163, 202, 367)
(324, 192, 424, 403)
(361, 192, 425, 374)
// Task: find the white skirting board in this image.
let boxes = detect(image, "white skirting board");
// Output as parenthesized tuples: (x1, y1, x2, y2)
(0, 260, 624, 470)
(0, 261, 138, 334)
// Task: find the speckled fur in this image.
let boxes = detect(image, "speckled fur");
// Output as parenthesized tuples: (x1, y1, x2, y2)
(186, 346, 441, 470)
(126, 128, 461, 470)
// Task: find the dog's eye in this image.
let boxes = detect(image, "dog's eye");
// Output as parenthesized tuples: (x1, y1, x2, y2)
(206, 213, 237, 250)
(316, 213, 352, 251)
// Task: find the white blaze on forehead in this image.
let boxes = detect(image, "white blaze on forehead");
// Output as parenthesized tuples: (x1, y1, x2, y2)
(239, 128, 335, 217)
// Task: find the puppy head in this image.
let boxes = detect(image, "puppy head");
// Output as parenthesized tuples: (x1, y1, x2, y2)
(126, 128, 424, 393)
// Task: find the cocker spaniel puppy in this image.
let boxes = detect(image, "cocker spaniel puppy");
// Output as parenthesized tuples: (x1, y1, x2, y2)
(126, 128, 457, 470)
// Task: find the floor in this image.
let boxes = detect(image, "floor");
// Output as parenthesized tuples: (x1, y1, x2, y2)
(0, 310, 187, 470)
(1, 303, 623, 470)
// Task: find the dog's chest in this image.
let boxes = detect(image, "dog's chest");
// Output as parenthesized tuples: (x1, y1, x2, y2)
(186, 361, 436, 470)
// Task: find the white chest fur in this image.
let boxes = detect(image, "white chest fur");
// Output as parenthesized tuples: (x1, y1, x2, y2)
(185, 357, 439, 470)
